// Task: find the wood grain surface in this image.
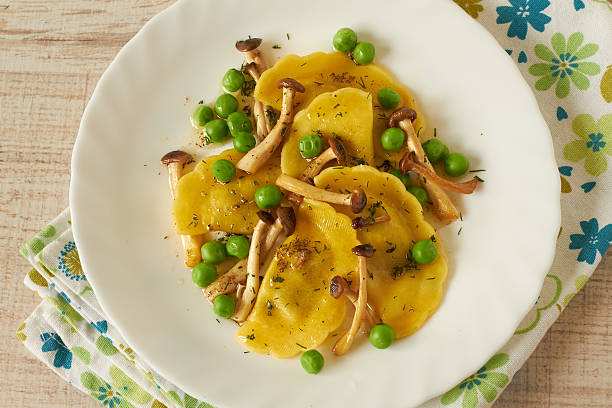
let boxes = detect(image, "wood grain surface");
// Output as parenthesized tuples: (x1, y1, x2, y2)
(0, 1, 610, 407)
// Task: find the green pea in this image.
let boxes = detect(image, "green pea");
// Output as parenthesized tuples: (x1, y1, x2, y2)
(381, 127, 405, 151)
(352, 42, 375, 65)
(369, 323, 395, 349)
(300, 349, 325, 374)
(212, 159, 236, 183)
(205, 119, 229, 143)
(233, 131, 256, 153)
(444, 153, 470, 177)
(191, 262, 217, 288)
(389, 169, 410, 188)
(422, 139, 449, 164)
(226, 235, 250, 259)
(213, 295, 236, 318)
(254, 185, 282, 209)
(227, 111, 252, 136)
(192, 105, 214, 127)
(214, 93, 239, 118)
(222, 68, 245, 92)
(406, 186, 428, 206)
(377, 88, 401, 110)
(201, 241, 227, 264)
(298, 134, 323, 158)
(411, 239, 438, 264)
(333, 27, 358, 53)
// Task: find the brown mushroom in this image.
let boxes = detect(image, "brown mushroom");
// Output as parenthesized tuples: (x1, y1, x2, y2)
(236, 78, 305, 174)
(160, 151, 203, 267)
(351, 213, 391, 229)
(332, 246, 373, 355)
(400, 153, 478, 194)
(330, 276, 379, 332)
(388, 108, 460, 222)
(287, 138, 348, 205)
(232, 211, 275, 322)
(204, 207, 296, 302)
(235, 38, 267, 76)
(276, 174, 367, 213)
(243, 62, 273, 139)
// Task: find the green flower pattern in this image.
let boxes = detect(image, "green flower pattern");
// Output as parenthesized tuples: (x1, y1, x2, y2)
(514, 274, 562, 335)
(529, 32, 600, 98)
(563, 114, 612, 176)
(441, 354, 510, 407)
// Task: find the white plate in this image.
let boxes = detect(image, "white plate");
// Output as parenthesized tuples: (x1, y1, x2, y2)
(70, 0, 560, 406)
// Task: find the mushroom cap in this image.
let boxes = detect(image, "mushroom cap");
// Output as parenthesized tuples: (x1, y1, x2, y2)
(160, 150, 193, 165)
(350, 187, 367, 214)
(388, 107, 418, 128)
(235, 38, 262, 52)
(277, 78, 305, 93)
(256, 210, 275, 225)
(351, 244, 375, 258)
(329, 276, 345, 299)
(351, 217, 368, 230)
(328, 138, 347, 166)
(276, 206, 296, 235)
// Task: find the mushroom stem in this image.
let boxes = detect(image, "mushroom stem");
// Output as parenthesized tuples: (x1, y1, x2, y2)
(389, 108, 460, 222)
(276, 174, 367, 213)
(243, 62, 273, 139)
(161, 151, 203, 268)
(400, 153, 479, 194)
(236, 78, 304, 174)
(204, 258, 247, 301)
(330, 276, 379, 332)
(276, 174, 367, 214)
(332, 255, 368, 355)
(232, 212, 273, 322)
(303, 148, 335, 178)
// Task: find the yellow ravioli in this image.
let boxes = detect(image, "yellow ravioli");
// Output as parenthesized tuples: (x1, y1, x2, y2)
(256, 51, 424, 167)
(282, 87, 374, 177)
(314, 166, 447, 338)
(237, 199, 360, 358)
(173, 150, 281, 235)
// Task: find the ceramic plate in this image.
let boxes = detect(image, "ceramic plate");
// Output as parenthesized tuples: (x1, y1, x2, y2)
(70, 0, 560, 406)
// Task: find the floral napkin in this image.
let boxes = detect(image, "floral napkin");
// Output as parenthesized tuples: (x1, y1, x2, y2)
(17, 1, 612, 407)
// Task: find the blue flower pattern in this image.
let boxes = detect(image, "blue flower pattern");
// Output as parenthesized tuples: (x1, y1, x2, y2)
(551, 53, 579, 79)
(40, 332, 72, 369)
(569, 218, 612, 264)
(96, 382, 122, 407)
(586, 133, 606, 152)
(496, 0, 552, 40)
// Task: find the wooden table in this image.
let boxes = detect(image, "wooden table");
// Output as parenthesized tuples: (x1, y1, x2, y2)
(0, 1, 610, 407)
